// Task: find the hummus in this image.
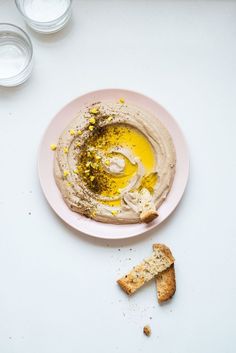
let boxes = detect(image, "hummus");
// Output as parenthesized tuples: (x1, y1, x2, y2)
(54, 100, 176, 224)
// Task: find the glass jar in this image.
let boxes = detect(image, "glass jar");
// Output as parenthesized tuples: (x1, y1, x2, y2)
(0, 23, 33, 87)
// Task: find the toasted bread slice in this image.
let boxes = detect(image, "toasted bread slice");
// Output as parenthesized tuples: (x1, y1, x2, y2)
(153, 244, 176, 302)
(117, 244, 174, 295)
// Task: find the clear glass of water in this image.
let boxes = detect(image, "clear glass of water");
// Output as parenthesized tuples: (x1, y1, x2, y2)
(15, 0, 73, 34)
(0, 23, 33, 87)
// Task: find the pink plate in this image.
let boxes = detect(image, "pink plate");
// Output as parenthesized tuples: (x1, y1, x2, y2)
(38, 89, 189, 239)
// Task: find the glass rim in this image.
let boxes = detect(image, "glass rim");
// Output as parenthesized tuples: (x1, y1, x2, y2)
(0, 23, 33, 82)
(15, 0, 73, 25)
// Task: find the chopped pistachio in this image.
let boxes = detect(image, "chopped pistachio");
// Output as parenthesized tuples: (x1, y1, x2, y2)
(111, 210, 118, 215)
(90, 175, 95, 181)
(63, 147, 69, 154)
(50, 144, 57, 151)
(69, 129, 75, 135)
(89, 107, 99, 115)
(119, 98, 125, 104)
(63, 170, 69, 177)
(77, 130, 82, 135)
(73, 169, 79, 174)
(105, 159, 110, 166)
(91, 162, 98, 169)
(76, 142, 81, 147)
(88, 125, 94, 131)
(89, 117, 96, 124)
(66, 182, 72, 187)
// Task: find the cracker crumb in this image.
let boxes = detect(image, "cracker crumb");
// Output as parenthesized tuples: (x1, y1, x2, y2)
(143, 325, 151, 337)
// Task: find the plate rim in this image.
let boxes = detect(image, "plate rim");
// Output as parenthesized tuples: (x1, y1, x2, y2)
(38, 88, 189, 239)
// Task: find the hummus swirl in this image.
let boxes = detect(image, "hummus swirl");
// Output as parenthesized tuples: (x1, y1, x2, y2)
(54, 101, 176, 224)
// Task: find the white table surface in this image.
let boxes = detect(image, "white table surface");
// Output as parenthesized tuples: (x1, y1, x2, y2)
(1, 1, 236, 352)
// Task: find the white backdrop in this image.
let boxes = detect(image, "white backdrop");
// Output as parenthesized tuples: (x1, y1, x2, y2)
(0, 1, 236, 352)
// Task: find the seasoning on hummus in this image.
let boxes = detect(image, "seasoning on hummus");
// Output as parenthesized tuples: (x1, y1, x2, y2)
(54, 100, 176, 224)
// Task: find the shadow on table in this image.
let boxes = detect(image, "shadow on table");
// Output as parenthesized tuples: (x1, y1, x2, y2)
(0, 76, 32, 97)
(25, 14, 74, 44)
